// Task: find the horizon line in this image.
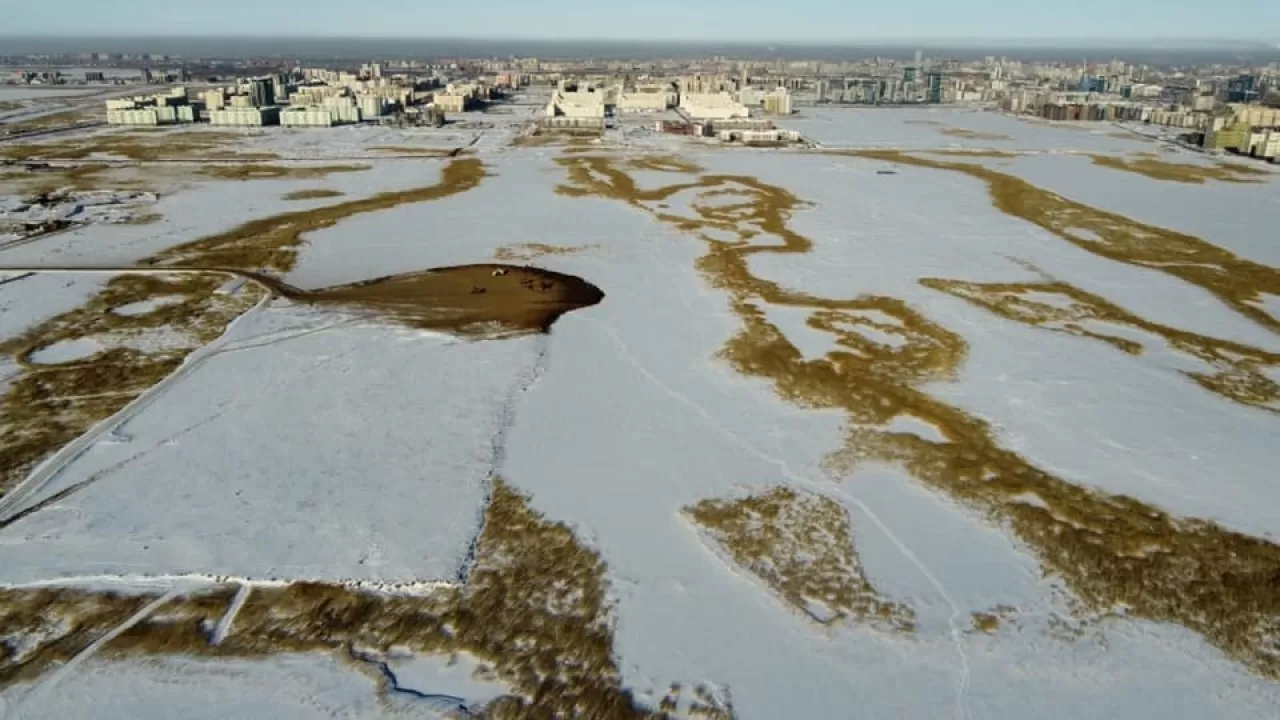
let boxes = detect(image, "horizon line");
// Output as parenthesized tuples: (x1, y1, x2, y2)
(1, 33, 1276, 47)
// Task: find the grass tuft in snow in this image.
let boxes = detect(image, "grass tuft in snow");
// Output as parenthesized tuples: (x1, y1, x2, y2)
(196, 164, 368, 182)
(493, 242, 599, 262)
(686, 486, 915, 630)
(938, 127, 1012, 141)
(281, 188, 345, 201)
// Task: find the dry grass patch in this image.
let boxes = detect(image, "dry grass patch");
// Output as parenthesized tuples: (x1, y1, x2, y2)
(921, 278, 1280, 413)
(196, 163, 368, 181)
(1090, 154, 1268, 184)
(281, 188, 344, 201)
(367, 146, 459, 156)
(1, 131, 278, 163)
(687, 486, 914, 629)
(493, 242, 599, 262)
(845, 150, 1280, 334)
(0, 478, 732, 718)
(939, 127, 1012, 141)
(555, 152, 1280, 679)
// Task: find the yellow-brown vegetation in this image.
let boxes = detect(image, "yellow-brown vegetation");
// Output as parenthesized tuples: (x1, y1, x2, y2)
(686, 486, 914, 629)
(1090, 154, 1270, 183)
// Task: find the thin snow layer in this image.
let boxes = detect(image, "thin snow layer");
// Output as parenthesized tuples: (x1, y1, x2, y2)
(0, 304, 542, 585)
(777, 107, 1149, 153)
(0, 654, 385, 720)
(0, 87, 104, 101)
(988, 152, 1280, 268)
(718, 151, 1280, 537)
(110, 295, 185, 317)
(26, 336, 103, 364)
(0, 272, 105, 342)
(0, 159, 452, 269)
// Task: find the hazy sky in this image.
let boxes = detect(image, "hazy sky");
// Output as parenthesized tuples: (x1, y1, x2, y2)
(6, 0, 1279, 42)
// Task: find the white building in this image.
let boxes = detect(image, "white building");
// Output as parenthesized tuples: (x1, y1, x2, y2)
(762, 88, 793, 116)
(680, 92, 750, 120)
(546, 89, 606, 118)
(209, 107, 280, 126)
(616, 87, 675, 113)
(357, 94, 389, 119)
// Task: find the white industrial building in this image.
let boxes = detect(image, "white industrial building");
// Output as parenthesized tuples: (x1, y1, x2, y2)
(616, 85, 675, 113)
(209, 107, 280, 127)
(546, 89, 606, 118)
(679, 92, 750, 120)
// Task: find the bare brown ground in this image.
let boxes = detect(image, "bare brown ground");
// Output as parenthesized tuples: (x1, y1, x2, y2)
(197, 164, 368, 181)
(938, 127, 1012, 141)
(0, 158, 491, 496)
(844, 150, 1280, 334)
(553, 153, 1280, 677)
(686, 486, 914, 629)
(281, 188, 344, 201)
(493, 242, 599, 262)
(1090, 154, 1270, 184)
(0, 478, 731, 718)
(921, 278, 1280, 413)
(252, 264, 604, 337)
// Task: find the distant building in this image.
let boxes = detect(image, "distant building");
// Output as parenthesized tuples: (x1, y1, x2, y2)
(927, 72, 944, 104)
(762, 88, 793, 115)
(248, 78, 275, 108)
(209, 107, 280, 126)
(680, 92, 749, 120)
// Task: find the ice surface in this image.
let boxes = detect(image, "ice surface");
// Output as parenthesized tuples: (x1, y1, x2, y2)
(26, 337, 103, 364)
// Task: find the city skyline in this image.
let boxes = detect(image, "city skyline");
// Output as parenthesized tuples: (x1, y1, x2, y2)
(6, 0, 1280, 44)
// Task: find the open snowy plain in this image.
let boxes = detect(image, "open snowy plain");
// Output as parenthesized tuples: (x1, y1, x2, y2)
(1, 105, 1279, 719)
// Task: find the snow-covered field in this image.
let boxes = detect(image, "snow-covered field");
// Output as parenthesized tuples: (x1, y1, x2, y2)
(1, 107, 1278, 718)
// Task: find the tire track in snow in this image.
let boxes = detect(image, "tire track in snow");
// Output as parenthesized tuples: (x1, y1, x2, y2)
(587, 316, 973, 720)
(9, 586, 181, 718)
(211, 582, 252, 646)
